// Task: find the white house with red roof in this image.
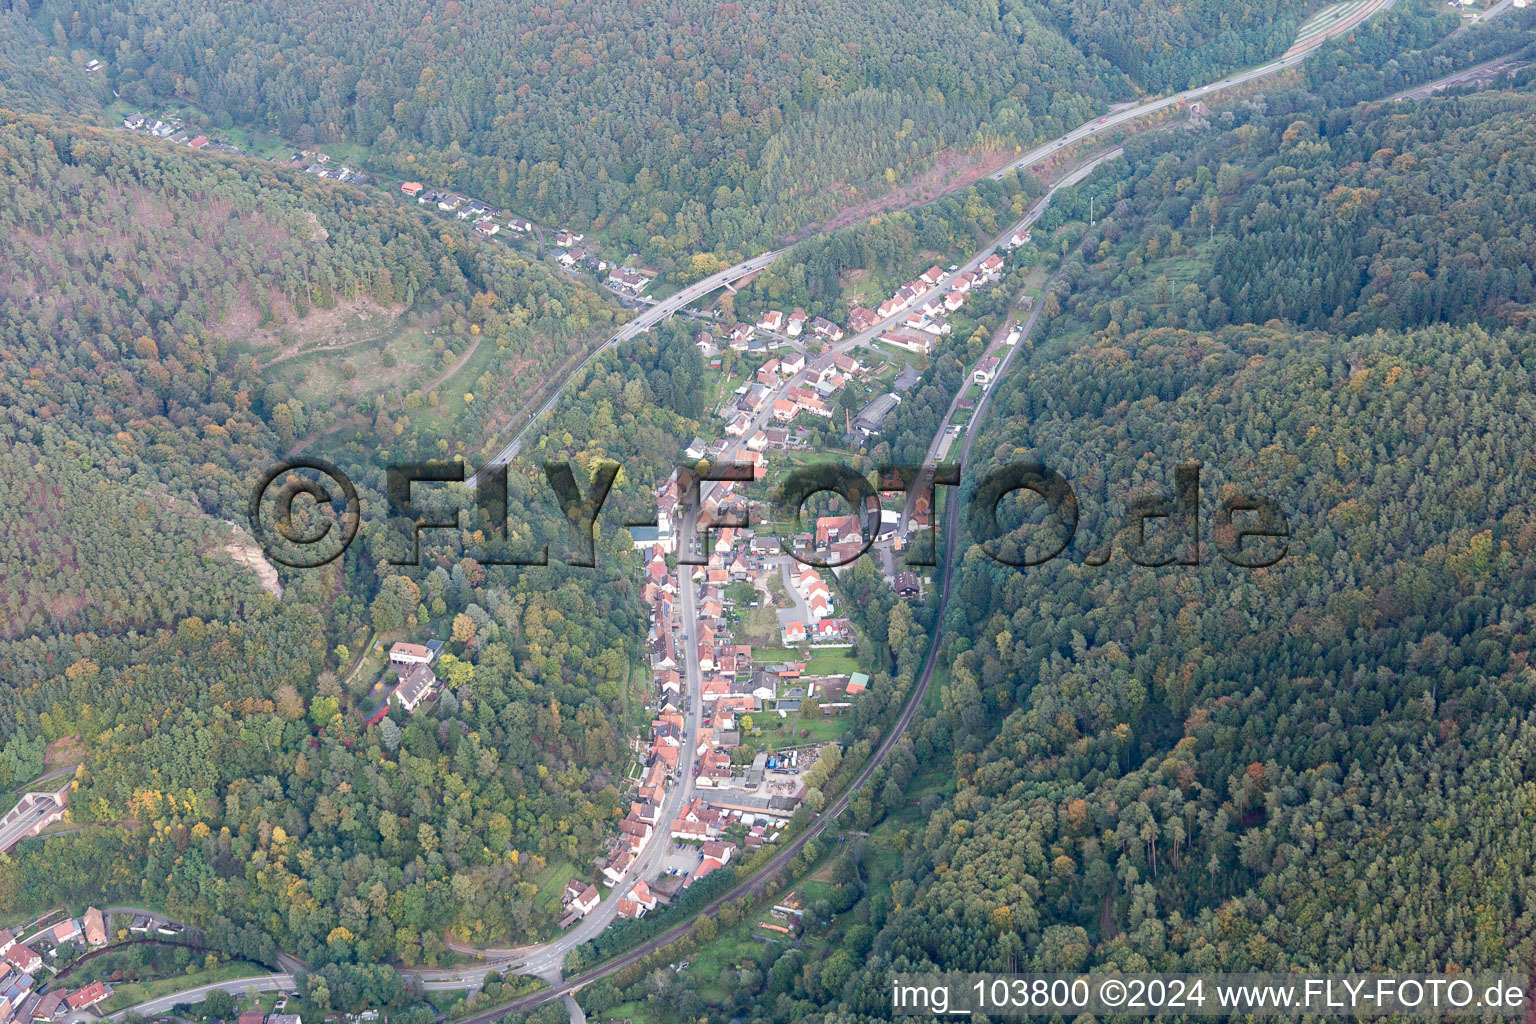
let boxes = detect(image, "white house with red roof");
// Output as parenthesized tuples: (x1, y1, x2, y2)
(571, 884, 600, 917)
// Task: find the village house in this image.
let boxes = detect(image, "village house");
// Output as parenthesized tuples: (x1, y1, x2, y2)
(974, 355, 1001, 387)
(392, 663, 438, 713)
(607, 268, 648, 295)
(65, 983, 111, 1013)
(729, 323, 756, 349)
(82, 908, 106, 949)
(810, 317, 844, 341)
(400, 181, 424, 197)
(815, 514, 862, 548)
(629, 880, 657, 912)
(47, 919, 81, 949)
(880, 330, 934, 356)
(572, 884, 600, 916)
(3, 943, 40, 976)
(389, 642, 435, 667)
(758, 310, 785, 332)
(848, 307, 878, 332)
(603, 850, 634, 885)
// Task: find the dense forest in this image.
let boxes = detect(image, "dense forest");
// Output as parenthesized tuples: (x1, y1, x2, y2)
(1035, 89, 1536, 339)
(0, 106, 675, 968)
(567, 72, 1536, 1022)
(24, 0, 1327, 257)
(6, 0, 1536, 1016)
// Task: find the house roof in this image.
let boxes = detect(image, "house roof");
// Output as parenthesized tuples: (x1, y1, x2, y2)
(66, 982, 110, 1010)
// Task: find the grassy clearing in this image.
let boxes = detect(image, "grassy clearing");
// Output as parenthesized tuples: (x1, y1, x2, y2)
(756, 712, 849, 749)
(265, 317, 446, 407)
(752, 645, 802, 663)
(805, 650, 860, 676)
(531, 858, 582, 913)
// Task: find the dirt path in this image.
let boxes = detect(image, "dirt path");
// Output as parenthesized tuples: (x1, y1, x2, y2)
(260, 332, 388, 371)
(284, 334, 482, 457)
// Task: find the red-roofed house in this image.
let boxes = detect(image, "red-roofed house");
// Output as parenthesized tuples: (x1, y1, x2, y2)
(5, 944, 41, 975)
(82, 908, 106, 949)
(49, 919, 81, 946)
(66, 982, 112, 1011)
(672, 819, 709, 842)
(630, 880, 657, 911)
(815, 514, 862, 547)
(572, 884, 600, 916)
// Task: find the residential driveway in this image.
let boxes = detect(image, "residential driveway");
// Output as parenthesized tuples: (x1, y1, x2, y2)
(776, 559, 810, 621)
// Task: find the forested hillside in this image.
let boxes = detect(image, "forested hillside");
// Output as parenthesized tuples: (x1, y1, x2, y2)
(28, 0, 1319, 257)
(0, 107, 660, 965)
(1021, 0, 1316, 91)
(828, 317, 1536, 1002)
(1040, 89, 1536, 339)
(593, 74, 1536, 1022)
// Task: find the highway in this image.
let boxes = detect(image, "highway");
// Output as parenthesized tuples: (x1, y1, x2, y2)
(469, 0, 1396, 491)
(406, 1, 1400, 997)
(987, 0, 1398, 183)
(0, 784, 69, 855)
(113, 1, 1416, 1015)
(467, 249, 782, 486)
(459, 179, 1071, 1023)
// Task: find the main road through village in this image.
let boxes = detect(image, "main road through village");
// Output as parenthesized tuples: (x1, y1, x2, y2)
(407, 1, 1403, 1007)
(103, 0, 1436, 1017)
